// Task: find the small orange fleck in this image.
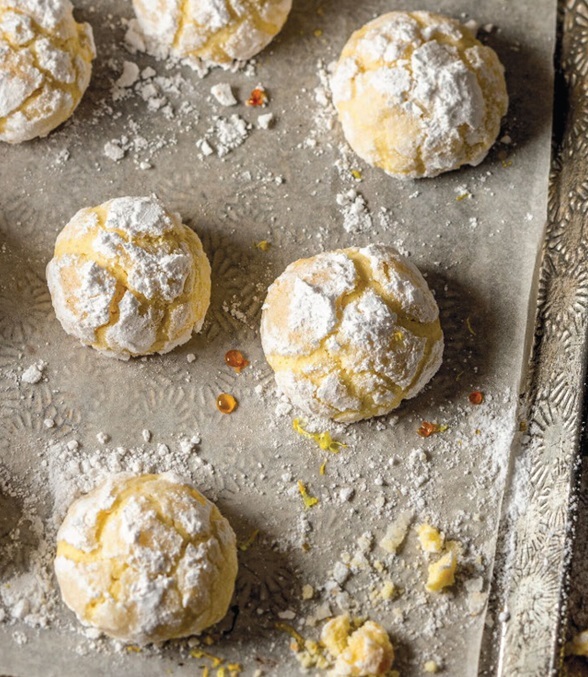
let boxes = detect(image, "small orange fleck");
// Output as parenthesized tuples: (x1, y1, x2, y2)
(225, 350, 249, 373)
(418, 421, 438, 437)
(217, 393, 237, 414)
(246, 86, 267, 107)
(417, 421, 448, 437)
(469, 390, 484, 405)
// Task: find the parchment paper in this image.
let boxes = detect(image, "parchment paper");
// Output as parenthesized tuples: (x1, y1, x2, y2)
(0, 0, 556, 675)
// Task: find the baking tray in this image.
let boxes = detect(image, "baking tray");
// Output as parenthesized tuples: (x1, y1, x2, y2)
(0, 0, 576, 674)
(480, 1, 588, 675)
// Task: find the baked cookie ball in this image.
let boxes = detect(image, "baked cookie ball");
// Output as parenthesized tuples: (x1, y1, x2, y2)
(331, 11, 508, 179)
(0, 0, 95, 144)
(54, 474, 238, 644)
(132, 0, 292, 65)
(46, 196, 211, 360)
(260, 245, 443, 423)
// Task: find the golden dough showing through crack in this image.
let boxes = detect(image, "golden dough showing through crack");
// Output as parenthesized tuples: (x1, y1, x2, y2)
(132, 0, 292, 64)
(0, 0, 95, 143)
(54, 473, 238, 645)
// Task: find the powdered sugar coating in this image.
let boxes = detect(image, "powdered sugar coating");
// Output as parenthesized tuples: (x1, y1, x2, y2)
(331, 11, 508, 179)
(54, 473, 238, 644)
(132, 0, 292, 65)
(0, 0, 95, 144)
(261, 245, 444, 423)
(46, 196, 211, 360)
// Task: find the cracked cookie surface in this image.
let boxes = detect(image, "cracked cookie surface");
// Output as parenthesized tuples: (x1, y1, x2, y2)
(0, 0, 95, 143)
(331, 11, 508, 179)
(132, 0, 292, 65)
(261, 244, 444, 423)
(46, 195, 211, 360)
(54, 473, 238, 644)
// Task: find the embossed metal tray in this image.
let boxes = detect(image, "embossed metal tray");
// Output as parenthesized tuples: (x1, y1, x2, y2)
(1, 0, 583, 675)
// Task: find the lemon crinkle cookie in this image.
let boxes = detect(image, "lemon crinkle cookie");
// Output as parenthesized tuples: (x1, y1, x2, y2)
(54, 473, 238, 644)
(46, 196, 211, 360)
(131, 0, 292, 65)
(260, 244, 443, 423)
(0, 0, 95, 144)
(331, 11, 508, 179)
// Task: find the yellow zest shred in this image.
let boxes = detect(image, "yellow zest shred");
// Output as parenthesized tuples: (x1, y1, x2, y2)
(276, 621, 306, 647)
(298, 481, 319, 509)
(351, 169, 362, 180)
(293, 419, 347, 453)
(190, 648, 224, 668)
(255, 240, 271, 251)
(238, 529, 260, 552)
(319, 461, 327, 475)
(456, 193, 470, 202)
(278, 623, 330, 669)
(466, 317, 476, 336)
(217, 667, 241, 677)
(314, 28, 323, 37)
(126, 645, 141, 653)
